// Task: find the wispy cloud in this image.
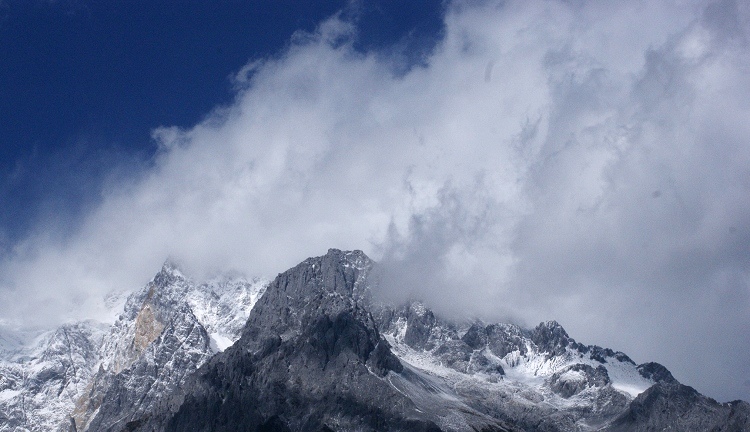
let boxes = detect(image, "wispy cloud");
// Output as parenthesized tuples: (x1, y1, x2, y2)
(1, 0, 748, 401)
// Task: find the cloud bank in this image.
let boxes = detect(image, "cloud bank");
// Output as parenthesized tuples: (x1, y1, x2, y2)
(1, 0, 749, 402)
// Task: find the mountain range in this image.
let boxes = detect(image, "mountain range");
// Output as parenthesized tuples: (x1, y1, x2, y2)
(1, 249, 747, 431)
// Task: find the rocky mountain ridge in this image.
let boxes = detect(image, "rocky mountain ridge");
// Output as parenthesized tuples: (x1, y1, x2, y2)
(1, 249, 748, 431)
(0, 263, 267, 432)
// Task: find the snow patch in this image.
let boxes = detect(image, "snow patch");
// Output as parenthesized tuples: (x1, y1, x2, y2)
(209, 332, 234, 352)
(605, 362, 654, 397)
(558, 369, 586, 382)
(612, 381, 650, 398)
(0, 389, 20, 402)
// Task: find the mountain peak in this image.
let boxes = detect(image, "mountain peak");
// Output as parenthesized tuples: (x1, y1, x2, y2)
(536, 320, 567, 333)
(5, 249, 748, 431)
(531, 320, 572, 355)
(322, 248, 371, 270)
(165, 249, 415, 432)
(152, 258, 186, 286)
(637, 362, 677, 384)
(242, 248, 376, 344)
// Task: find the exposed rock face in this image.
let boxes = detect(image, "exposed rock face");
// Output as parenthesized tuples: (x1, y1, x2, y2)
(71, 264, 213, 431)
(609, 381, 750, 431)
(635, 362, 676, 384)
(374, 300, 635, 431)
(161, 249, 504, 431)
(0, 261, 266, 432)
(77, 306, 210, 431)
(145, 250, 750, 431)
(462, 323, 528, 359)
(0, 322, 107, 432)
(531, 321, 571, 357)
(549, 364, 610, 398)
(72, 263, 267, 432)
(3, 249, 749, 431)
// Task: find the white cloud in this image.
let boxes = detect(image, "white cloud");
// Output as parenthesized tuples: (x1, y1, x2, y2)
(1, 0, 749, 402)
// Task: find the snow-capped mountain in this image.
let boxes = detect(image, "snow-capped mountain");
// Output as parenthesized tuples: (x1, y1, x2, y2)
(1, 249, 748, 431)
(115, 249, 750, 431)
(0, 321, 108, 432)
(0, 262, 266, 432)
(374, 303, 670, 430)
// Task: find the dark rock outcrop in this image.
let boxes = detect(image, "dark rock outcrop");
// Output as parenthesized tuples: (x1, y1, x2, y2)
(531, 321, 571, 357)
(63, 249, 749, 432)
(461, 323, 529, 359)
(549, 364, 610, 398)
(161, 249, 443, 431)
(608, 381, 750, 431)
(635, 362, 676, 384)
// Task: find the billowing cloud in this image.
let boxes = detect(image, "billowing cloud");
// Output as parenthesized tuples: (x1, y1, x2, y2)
(1, 0, 748, 402)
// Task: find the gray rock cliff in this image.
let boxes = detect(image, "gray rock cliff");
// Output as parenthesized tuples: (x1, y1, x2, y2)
(3, 249, 748, 432)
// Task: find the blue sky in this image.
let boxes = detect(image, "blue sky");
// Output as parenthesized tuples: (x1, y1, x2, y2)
(1, 0, 749, 403)
(0, 0, 443, 243)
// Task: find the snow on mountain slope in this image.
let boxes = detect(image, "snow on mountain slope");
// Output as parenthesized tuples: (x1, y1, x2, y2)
(187, 275, 267, 353)
(157, 249, 520, 432)
(377, 302, 665, 431)
(0, 321, 108, 432)
(119, 249, 740, 432)
(75, 262, 267, 431)
(0, 261, 267, 432)
(2, 252, 745, 431)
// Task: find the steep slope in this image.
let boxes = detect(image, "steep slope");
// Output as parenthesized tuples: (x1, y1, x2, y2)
(159, 249, 518, 432)
(150, 249, 749, 432)
(0, 322, 107, 432)
(72, 262, 267, 432)
(3, 249, 748, 431)
(0, 262, 266, 432)
(609, 381, 750, 431)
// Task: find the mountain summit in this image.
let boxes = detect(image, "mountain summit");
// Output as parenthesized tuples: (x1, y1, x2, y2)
(1, 249, 747, 431)
(164, 248, 444, 431)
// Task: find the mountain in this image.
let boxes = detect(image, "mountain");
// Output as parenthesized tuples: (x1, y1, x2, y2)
(0, 321, 108, 432)
(0, 263, 267, 432)
(1, 249, 747, 431)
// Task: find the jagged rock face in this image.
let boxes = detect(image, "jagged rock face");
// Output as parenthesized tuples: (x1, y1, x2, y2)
(0, 262, 266, 432)
(142, 250, 654, 431)
(609, 381, 750, 431)
(549, 364, 610, 398)
(463, 323, 528, 359)
(71, 265, 213, 431)
(636, 362, 676, 384)
(239, 249, 377, 352)
(376, 303, 638, 430)
(531, 321, 571, 357)
(161, 249, 452, 432)
(72, 264, 267, 432)
(147, 249, 739, 432)
(78, 305, 211, 431)
(3, 249, 750, 431)
(0, 322, 107, 432)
